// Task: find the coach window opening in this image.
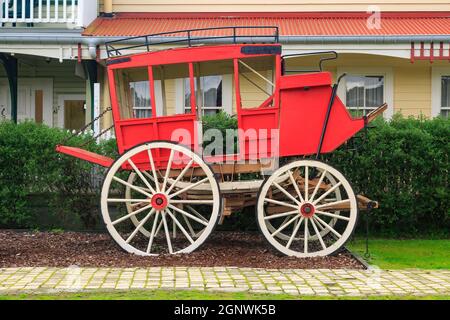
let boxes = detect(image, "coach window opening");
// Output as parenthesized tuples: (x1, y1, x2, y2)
(235, 56, 276, 111)
(150, 63, 197, 118)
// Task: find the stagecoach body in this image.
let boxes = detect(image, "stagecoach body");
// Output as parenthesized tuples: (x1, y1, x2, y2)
(56, 27, 384, 258)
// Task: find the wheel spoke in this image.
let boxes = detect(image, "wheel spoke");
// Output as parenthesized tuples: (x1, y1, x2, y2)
(161, 211, 173, 253)
(186, 205, 209, 223)
(112, 204, 152, 225)
(166, 209, 195, 244)
(170, 199, 214, 204)
(310, 218, 327, 250)
(108, 198, 147, 203)
(314, 215, 342, 238)
(172, 213, 177, 238)
(168, 204, 209, 226)
(312, 181, 342, 205)
(286, 217, 304, 249)
(147, 147, 160, 192)
(315, 210, 350, 221)
(315, 199, 350, 210)
(264, 210, 298, 221)
(146, 211, 160, 254)
(161, 149, 174, 192)
(304, 218, 308, 253)
(127, 158, 157, 194)
(310, 169, 327, 202)
(270, 215, 299, 237)
(264, 198, 299, 210)
(272, 181, 301, 205)
(112, 176, 153, 198)
(169, 177, 210, 198)
(165, 159, 194, 194)
(288, 170, 304, 202)
(155, 218, 163, 236)
(182, 212, 196, 237)
(304, 166, 309, 201)
(125, 208, 155, 243)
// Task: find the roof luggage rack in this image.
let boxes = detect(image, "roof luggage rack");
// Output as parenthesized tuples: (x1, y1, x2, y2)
(105, 26, 280, 58)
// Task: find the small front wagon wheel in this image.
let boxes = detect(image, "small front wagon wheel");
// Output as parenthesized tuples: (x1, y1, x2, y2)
(256, 160, 358, 257)
(101, 141, 221, 256)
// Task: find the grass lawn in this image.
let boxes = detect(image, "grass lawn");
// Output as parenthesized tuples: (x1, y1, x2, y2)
(348, 239, 450, 269)
(0, 290, 448, 300)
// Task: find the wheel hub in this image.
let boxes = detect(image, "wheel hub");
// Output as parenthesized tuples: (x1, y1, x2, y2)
(300, 203, 315, 218)
(151, 193, 168, 210)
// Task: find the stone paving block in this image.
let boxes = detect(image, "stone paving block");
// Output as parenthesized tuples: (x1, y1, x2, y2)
(0, 267, 448, 297)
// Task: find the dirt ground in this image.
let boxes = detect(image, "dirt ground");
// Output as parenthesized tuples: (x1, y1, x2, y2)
(0, 230, 364, 269)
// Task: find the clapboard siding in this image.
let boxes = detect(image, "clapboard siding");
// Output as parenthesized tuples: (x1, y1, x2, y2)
(99, 0, 450, 12)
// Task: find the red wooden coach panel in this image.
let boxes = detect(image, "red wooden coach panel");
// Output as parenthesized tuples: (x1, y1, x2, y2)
(278, 72, 365, 157)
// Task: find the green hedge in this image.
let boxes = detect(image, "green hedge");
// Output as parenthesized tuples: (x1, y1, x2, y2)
(0, 115, 448, 236)
(0, 121, 116, 229)
(324, 115, 449, 237)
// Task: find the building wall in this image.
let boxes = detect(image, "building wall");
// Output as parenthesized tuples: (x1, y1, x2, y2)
(100, 0, 450, 12)
(394, 66, 431, 117)
(0, 58, 86, 127)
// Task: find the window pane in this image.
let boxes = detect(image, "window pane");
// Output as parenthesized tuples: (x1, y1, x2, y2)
(114, 67, 151, 119)
(202, 76, 222, 108)
(441, 76, 450, 109)
(365, 76, 384, 108)
(203, 108, 220, 116)
(130, 81, 151, 109)
(346, 76, 365, 108)
(345, 75, 384, 115)
(184, 78, 198, 113)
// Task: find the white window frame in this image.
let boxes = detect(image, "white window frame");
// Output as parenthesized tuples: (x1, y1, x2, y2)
(337, 67, 394, 119)
(175, 74, 232, 115)
(431, 66, 450, 117)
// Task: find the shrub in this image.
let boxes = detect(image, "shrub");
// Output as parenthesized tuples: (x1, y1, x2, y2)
(0, 121, 116, 229)
(323, 114, 449, 237)
(0, 114, 448, 237)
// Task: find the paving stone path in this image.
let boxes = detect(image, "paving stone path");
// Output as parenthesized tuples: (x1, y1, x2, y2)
(0, 267, 449, 297)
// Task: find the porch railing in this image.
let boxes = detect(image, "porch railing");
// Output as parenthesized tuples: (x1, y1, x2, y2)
(0, 0, 98, 28)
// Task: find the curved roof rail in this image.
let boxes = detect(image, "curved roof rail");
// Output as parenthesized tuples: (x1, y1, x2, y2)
(105, 26, 280, 58)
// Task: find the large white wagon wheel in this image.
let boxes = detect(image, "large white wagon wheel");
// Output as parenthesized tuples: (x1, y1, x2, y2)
(101, 141, 221, 256)
(265, 172, 341, 241)
(256, 160, 357, 257)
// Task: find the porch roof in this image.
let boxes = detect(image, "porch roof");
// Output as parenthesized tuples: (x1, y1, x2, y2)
(83, 12, 450, 38)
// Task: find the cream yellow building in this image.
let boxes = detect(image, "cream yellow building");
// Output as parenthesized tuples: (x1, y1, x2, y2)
(1, 1, 449, 132)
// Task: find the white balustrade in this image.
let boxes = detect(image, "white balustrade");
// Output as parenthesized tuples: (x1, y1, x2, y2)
(0, 0, 98, 27)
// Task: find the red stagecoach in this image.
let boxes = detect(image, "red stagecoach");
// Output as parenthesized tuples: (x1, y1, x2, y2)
(56, 27, 385, 257)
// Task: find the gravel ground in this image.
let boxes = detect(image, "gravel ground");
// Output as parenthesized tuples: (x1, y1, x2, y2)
(0, 230, 364, 269)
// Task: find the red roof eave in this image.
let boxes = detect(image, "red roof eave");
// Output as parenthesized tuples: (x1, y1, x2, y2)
(83, 12, 450, 37)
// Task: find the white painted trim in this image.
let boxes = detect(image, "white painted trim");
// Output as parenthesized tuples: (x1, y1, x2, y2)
(337, 67, 394, 119)
(431, 66, 450, 117)
(175, 78, 184, 115)
(57, 94, 86, 128)
(282, 43, 412, 60)
(222, 74, 233, 115)
(153, 80, 164, 116)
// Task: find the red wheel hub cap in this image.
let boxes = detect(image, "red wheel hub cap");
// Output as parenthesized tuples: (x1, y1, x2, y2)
(151, 193, 168, 210)
(300, 203, 315, 218)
